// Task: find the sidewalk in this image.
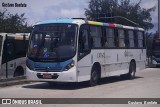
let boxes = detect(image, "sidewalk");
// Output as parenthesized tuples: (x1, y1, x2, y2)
(0, 76, 30, 87)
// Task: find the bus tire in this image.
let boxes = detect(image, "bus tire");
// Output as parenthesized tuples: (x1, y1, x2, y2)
(121, 61, 136, 79)
(14, 67, 24, 77)
(89, 67, 99, 86)
(127, 61, 136, 79)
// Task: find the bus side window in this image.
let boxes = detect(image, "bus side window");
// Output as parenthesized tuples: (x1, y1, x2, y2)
(2, 41, 15, 64)
(118, 29, 125, 48)
(124, 30, 129, 48)
(134, 31, 138, 48)
(143, 32, 146, 48)
(90, 26, 102, 48)
(137, 31, 144, 48)
(15, 40, 27, 58)
(105, 28, 115, 48)
(128, 30, 135, 48)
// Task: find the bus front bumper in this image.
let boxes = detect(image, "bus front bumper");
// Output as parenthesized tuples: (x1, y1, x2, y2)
(26, 66, 77, 82)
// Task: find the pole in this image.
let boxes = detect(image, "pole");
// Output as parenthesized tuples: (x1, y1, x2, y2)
(158, 0, 160, 38)
(5, 34, 8, 78)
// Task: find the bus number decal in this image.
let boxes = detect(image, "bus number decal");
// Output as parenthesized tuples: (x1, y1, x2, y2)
(97, 53, 105, 58)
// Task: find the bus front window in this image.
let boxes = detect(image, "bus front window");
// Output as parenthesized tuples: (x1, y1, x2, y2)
(28, 24, 77, 62)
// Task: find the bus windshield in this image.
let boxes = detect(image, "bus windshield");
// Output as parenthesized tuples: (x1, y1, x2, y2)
(27, 24, 77, 62)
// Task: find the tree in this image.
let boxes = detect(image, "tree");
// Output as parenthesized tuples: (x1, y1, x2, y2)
(0, 9, 32, 33)
(85, 0, 156, 31)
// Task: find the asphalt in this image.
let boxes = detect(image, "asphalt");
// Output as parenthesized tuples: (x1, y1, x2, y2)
(0, 76, 31, 87)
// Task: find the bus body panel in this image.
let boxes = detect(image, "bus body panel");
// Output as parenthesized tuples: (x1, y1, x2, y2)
(106, 49, 129, 76)
(128, 49, 146, 69)
(77, 49, 129, 80)
(0, 57, 26, 79)
(77, 48, 146, 81)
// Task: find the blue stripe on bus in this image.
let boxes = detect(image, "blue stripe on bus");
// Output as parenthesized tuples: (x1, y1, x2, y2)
(27, 58, 72, 71)
(103, 23, 109, 26)
(36, 19, 75, 25)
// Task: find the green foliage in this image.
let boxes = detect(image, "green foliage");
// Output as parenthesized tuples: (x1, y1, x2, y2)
(0, 9, 32, 33)
(85, 0, 156, 31)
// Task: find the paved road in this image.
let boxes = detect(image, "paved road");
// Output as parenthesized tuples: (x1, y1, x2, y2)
(0, 68, 160, 107)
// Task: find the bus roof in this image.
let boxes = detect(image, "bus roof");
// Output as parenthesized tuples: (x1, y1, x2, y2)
(36, 18, 144, 31)
(0, 33, 30, 40)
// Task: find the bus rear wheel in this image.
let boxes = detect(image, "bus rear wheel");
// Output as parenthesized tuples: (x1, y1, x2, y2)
(127, 62, 136, 79)
(121, 62, 136, 79)
(89, 67, 99, 86)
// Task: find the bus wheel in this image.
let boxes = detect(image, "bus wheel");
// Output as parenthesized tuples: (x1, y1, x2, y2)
(89, 67, 99, 86)
(127, 62, 136, 79)
(121, 62, 136, 80)
(14, 67, 24, 77)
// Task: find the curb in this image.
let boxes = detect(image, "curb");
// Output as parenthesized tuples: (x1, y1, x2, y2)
(0, 76, 31, 87)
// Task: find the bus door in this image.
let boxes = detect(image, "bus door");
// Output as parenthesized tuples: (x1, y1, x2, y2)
(77, 25, 91, 81)
(1, 37, 15, 78)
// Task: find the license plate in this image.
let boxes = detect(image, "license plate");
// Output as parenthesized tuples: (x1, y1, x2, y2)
(43, 73, 52, 79)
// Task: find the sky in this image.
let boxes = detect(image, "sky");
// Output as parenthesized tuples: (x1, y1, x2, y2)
(0, 0, 158, 33)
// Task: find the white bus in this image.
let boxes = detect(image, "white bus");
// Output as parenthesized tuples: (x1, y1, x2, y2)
(26, 18, 146, 86)
(0, 33, 29, 79)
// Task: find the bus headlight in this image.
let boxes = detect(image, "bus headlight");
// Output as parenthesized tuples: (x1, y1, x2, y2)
(26, 59, 34, 70)
(64, 60, 75, 71)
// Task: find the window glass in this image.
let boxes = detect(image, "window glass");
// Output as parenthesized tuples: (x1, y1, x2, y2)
(28, 24, 77, 62)
(7, 42, 15, 57)
(118, 29, 125, 47)
(15, 40, 28, 58)
(90, 26, 102, 48)
(138, 40, 143, 47)
(105, 28, 115, 47)
(137, 31, 144, 48)
(128, 30, 135, 47)
(81, 29, 89, 50)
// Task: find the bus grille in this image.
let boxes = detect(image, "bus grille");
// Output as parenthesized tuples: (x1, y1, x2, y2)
(34, 67, 62, 72)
